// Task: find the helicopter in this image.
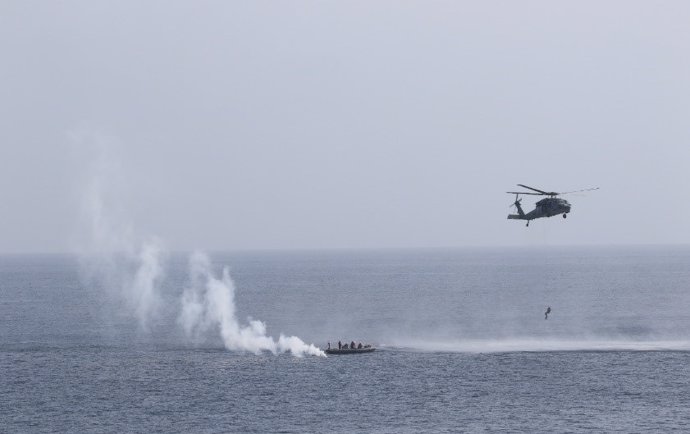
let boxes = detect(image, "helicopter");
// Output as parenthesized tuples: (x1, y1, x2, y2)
(507, 184, 599, 227)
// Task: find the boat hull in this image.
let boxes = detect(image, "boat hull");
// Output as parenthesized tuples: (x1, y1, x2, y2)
(325, 347, 375, 355)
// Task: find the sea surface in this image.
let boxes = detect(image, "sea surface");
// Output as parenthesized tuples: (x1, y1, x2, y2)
(3, 246, 690, 432)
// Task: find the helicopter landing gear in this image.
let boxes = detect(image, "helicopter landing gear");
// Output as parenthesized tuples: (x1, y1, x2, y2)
(563, 213, 567, 218)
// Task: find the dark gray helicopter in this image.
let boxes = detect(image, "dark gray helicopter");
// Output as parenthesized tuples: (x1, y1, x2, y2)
(507, 184, 599, 227)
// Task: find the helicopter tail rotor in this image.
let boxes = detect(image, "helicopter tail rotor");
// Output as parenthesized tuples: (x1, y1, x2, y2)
(508, 195, 526, 217)
(509, 195, 522, 209)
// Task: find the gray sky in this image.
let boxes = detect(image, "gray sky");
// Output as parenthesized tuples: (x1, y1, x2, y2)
(1, 1, 690, 253)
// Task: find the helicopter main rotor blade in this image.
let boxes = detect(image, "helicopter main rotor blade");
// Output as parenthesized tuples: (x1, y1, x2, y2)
(559, 187, 600, 195)
(506, 191, 542, 195)
(517, 184, 550, 195)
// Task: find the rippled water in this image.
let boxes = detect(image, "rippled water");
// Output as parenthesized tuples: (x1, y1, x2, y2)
(3, 247, 690, 432)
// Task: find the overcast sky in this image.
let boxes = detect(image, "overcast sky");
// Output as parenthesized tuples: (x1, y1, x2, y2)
(1, 1, 690, 253)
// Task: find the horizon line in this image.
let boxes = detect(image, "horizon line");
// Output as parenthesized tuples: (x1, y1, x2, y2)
(2, 242, 690, 256)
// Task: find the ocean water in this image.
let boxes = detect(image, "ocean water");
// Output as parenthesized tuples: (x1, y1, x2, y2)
(3, 247, 690, 432)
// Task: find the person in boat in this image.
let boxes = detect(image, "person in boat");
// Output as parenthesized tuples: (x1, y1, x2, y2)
(327, 342, 331, 350)
(357, 343, 362, 349)
(338, 340, 342, 350)
(545, 306, 551, 320)
(350, 341, 355, 349)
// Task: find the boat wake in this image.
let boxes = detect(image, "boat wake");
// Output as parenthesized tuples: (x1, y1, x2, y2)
(386, 338, 690, 353)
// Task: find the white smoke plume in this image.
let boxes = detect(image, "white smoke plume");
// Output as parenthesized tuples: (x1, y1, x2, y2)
(73, 130, 324, 356)
(179, 252, 325, 357)
(129, 241, 165, 329)
(74, 132, 163, 330)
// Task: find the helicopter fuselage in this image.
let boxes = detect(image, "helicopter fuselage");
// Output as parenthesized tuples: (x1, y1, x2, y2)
(508, 197, 571, 222)
(530, 197, 571, 219)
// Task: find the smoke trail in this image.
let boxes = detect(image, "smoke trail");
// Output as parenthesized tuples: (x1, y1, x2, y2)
(74, 132, 164, 331)
(129, 241, 164, 330)
(72, 130, 324, 356)
(179, 252, 325, 357)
